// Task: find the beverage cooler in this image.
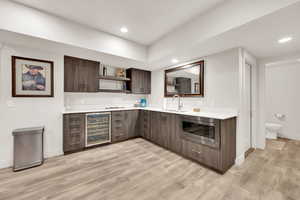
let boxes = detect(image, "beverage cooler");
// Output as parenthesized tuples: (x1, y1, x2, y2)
(85, 112, 111, 147)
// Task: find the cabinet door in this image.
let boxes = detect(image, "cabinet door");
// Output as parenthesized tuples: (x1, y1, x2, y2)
(63, 114, 85, 153)
(126, 68, 151, 94)
(132, 69, 142, 94)
(144, 70, 151, 94)
(126, 110, 139, 139)
(169, 114, 182, 154)
(159, 113, 172, 149)
(140, 110, 151, 140)
(111, 111, 128, 142)
(64, 56, 99, 92)
(150, 111, 161, 145)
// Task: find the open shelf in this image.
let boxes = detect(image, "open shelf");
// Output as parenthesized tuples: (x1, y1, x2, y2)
(97, 75, 130, 81)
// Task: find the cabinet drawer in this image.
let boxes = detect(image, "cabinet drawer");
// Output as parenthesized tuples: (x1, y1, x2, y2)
(112, 112, 125, 118)
(112, 126, 125, 133)
(182, 140, 203, 163)
(112, 133, 127, 142)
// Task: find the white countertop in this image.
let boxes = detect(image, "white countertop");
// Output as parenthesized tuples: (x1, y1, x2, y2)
(63, 107, 237, 120)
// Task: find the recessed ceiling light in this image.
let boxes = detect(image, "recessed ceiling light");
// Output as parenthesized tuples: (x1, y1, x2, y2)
(172, 58, 179, 64)
(278, 36, 293, 44)
(120, 27, 128, 33)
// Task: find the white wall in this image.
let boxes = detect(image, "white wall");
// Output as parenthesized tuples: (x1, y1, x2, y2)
(150, 49, 240, 112)
(0, 0, 147, 61)
(265, 61, 300, 140)
(0, 44, 64, 168)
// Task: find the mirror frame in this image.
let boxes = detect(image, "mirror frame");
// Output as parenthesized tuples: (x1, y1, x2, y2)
(164, 60, 204, 97)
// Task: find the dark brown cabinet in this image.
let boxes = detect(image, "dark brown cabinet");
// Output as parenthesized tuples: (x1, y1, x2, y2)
(63, 110, 236, 173)
(111, 110, 139, 143)
(64, 56, 99, 92)
(126, 110, 139, 139)
(149, 112, 174, 149)
(169, 114, 182, 154)
(111, 111, 128, 143)
(181, 139, 220, 169)
(63, 114, 85, 153)
(139, 110, 151, 140)
(126, 68, 151, 94)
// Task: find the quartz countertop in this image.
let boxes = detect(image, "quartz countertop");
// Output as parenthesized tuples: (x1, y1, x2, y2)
(63, 107, 237, 120)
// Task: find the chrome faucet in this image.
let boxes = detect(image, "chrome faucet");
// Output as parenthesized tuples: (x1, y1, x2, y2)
(173, 94, 183, 111)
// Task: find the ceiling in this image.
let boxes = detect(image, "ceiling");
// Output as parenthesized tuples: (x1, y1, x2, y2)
(12, 0, 225, 45)
(149, 1, 300, 69)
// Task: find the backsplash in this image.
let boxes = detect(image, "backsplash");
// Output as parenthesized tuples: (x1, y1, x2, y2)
(64, 93, 148, 110)
(163, 97, 238, 113)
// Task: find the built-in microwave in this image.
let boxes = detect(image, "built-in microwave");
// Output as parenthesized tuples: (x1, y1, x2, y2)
(181, 116, 220, 149)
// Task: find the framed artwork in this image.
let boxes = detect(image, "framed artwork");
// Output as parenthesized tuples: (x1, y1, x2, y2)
(12, 56, 54, 97)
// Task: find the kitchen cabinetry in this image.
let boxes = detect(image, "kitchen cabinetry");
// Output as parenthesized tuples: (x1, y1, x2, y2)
(63, 110, 236, 173)
(64, 56, 99, 92)
(63, 114, 85, 153)
(111, 110, 139, 143)
(126, 68, 151, 94)
(126, 110, 139, 139)
(139, 110, 151, 140)
(169, 115, 182, 154)
(149, 112, 175, 149)
(111, 111, 128, 142)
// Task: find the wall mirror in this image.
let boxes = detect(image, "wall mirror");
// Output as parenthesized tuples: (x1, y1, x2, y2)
(165, 61, 204, 97)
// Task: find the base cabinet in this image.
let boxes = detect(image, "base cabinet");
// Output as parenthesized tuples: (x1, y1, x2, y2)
(63, 110, 236, 173)
(111, 110, 139, 143)
(139, 110, 151, 140)
(63, 114, 85, 153)
(141, 111, 236, 173)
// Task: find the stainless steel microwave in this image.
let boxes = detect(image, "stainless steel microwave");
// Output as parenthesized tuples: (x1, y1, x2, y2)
(181, 116, 220, 149)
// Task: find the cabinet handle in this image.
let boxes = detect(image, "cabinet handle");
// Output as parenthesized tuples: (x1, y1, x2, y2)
(191, 149, 202, 154)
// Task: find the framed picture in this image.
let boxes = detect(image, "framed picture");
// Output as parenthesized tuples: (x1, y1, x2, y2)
(12, 56, 54, 97)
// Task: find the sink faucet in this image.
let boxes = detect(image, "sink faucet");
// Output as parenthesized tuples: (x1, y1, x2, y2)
(173, 94, 183, 111)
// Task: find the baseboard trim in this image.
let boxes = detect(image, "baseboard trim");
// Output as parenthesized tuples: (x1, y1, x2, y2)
(235, 153, 245, 166)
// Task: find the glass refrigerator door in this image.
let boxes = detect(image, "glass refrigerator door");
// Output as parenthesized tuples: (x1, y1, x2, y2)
(86, 113, 111, 147)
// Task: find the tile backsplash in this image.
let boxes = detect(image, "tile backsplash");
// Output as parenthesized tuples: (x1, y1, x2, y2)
(64, 93, 148, 110)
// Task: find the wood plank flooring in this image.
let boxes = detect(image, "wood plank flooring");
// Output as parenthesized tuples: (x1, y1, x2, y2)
(0, 138, 299, 200)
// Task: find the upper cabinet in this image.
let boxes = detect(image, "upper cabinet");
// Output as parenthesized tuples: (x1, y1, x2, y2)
(165, 61, 204, 97)
(126, 68, 151, 94)
(64, 56, 99, 92)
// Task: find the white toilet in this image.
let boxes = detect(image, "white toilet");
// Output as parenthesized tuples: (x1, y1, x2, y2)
(265, 123, 282, 139)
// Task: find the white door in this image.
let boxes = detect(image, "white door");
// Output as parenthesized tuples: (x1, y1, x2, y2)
(245, 63, 252, 152)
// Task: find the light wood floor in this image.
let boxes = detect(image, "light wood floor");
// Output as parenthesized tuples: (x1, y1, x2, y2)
(0, 138, 299, 200)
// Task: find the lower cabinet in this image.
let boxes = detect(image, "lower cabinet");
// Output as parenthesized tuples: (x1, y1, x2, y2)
(182, 139, 220, 169)
(111, 111, 128, 143)
(111, 110, 139, 143)
(139, 110, 151, 140)
(63, 114, 85, 153)
(63, 110, 236, 173)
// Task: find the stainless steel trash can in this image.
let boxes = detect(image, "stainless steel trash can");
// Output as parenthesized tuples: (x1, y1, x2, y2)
(12, 127, 44, 171)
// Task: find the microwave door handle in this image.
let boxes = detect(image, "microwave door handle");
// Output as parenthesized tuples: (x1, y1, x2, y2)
(184, 120, 215, 127)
